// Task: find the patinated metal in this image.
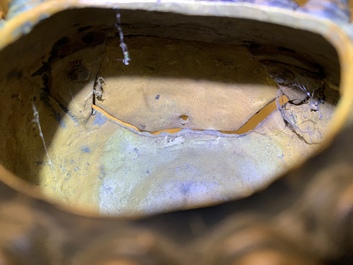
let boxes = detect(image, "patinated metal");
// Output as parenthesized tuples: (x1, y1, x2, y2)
(0, 0, 353, 264)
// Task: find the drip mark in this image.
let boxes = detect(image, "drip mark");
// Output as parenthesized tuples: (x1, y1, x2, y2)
(115, 13, 130, 65)
(32, 101, 57, 181)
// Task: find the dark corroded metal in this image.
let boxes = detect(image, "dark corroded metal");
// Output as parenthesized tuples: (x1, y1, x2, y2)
(1, 0, 353, 265)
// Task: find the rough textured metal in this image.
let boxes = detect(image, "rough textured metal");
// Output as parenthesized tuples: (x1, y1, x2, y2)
(0, 0, 353, 264)
(2, 123, 353, 264)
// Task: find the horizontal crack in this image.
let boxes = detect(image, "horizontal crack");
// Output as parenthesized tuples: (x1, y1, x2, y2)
(91, 95, 288, 135)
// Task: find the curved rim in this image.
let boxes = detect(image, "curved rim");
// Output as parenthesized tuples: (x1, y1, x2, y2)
(0, 0, 352, 217)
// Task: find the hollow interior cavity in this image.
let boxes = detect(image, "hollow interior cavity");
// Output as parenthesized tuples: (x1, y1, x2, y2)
(0, 7, 340, 216)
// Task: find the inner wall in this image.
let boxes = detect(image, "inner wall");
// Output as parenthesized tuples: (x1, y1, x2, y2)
(0, 8, 340, 216)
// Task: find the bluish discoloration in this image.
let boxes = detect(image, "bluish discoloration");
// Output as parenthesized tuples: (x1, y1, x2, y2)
(180, 182, 193, 195)
(299, 0, 350, 23)
(215, 0, 298, 9)
(342, 23, 353, 40)
(81, 146, 90, 153)
(98, 165, 106, 180)
(73, 166, 81, 172)
(7, 0, 46, 19)
(93, 112, 107, 126)
(5, 2, 49, 34)
(0, 21, 6, 29)
(12, 21, 32, 37)
(58, 120, 66, 129)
